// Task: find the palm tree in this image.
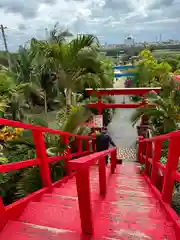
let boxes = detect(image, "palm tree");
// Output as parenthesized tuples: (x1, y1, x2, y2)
(0, 71, 28, 121)
(14, 46, 33, 83)
(31, 34, 108, 113)
(30, 44, 58, 121)
(48, 23, 74, 44)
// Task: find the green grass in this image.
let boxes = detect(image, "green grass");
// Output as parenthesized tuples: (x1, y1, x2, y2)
(152, 49, 180, 57)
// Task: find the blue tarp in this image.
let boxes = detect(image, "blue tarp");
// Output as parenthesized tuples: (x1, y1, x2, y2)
(114, 73, 135, 78)
(113, 65, 136, 70)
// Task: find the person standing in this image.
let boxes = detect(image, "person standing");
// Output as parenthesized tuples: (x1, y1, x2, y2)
(96, 127, 116, 164)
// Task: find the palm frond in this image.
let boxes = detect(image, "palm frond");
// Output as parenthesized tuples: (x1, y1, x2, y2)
(69, 34, 99, 57)
(60, 105, 92, 134)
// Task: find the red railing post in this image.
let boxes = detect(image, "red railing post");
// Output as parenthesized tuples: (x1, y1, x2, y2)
(75, 168, 93, 235)
(110, 149, 116, 173)
(63, 135, 71, 175)
(77, 138, 82, 153)
(97, 96, 103, 115)
(86, 140, 90, 152)
(145, 141, 152, 175)
(138, 136, 144, 164)
(92, 138, 96, 152)
(99, 156, 106, 195)
(162, 137, 180, 203)
(141, 141, 147, 164)
(0, 197, 7, 231)
(151, 140, 162, 185)
(32, 130, 52, 188)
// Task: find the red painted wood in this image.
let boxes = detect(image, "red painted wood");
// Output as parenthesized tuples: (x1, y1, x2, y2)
(144, 173, 180, 237)
(32, 130, 52, 188)
(69, 148, 116, 234)
(86, 87, 161, 96)
(0, 152, 91, 173)
(69, 148, 116, 170)
(151, 140, 162, 186)
(0, 221, 95, 240)
(87, 88, 159, 112)
(138, 136, 144, 164)
(0, 118, 93, 176)
(138, 130, 180, 237)
(76, 167, 93, 234)
(0, 198, 7, 231)
(1, 163, 178, 239)
(97, 98, 103, 114)
(145, 141, 152, 176)
(162, 137, 180, 203)
(63, 135, 71, 175)
(76, 138, 82, 153)
(85, 140, 90, 152)
(5, 176, 72, 221)
(0, 118, 91, 140)
(88, 102, 156, 109)
(98, 157, 106, 195)
(143, 130, 180, 142)
(0, 159, 37, 172)
(157, 162, 166, 172)
(71, 151, 90, 159)
(1, 116, 180, 238)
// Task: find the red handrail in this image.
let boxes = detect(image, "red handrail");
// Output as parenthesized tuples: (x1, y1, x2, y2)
(0, 118, 91, 139)
(0, 118, 95, 230)
(137, 132, 180, 233)
(69, 147, 117, 235)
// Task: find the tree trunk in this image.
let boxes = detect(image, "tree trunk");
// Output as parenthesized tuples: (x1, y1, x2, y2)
(65, 88, 72, 114)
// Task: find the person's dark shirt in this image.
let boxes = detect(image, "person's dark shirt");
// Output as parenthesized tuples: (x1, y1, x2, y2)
(96, 132, 116, 152)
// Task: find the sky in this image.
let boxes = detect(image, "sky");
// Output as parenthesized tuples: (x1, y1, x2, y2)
(0, 0, 180, 51)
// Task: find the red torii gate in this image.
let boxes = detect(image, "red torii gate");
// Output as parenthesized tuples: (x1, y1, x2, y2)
(86, 87, 161, 115)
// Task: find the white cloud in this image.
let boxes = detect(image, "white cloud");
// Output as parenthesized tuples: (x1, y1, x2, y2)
(0, 0, 179, 51)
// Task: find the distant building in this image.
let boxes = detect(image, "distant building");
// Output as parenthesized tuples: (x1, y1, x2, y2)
(124, 35, 135, 47)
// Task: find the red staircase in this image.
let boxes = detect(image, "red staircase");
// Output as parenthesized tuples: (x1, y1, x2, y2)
(0, 119, 180, 239)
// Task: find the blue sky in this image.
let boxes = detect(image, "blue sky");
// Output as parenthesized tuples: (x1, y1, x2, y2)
(0, 0, 180, 51)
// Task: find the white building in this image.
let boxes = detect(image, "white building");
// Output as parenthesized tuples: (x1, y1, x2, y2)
(124, 35, 135, 47)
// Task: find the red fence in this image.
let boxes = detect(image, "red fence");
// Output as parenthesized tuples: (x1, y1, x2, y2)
(69, 147, 117, 235)
(138, 131, 180, 232)
(0, 118, 95, 230)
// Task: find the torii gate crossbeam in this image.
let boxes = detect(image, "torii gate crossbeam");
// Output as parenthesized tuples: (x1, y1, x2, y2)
(86, 87, 161, 114)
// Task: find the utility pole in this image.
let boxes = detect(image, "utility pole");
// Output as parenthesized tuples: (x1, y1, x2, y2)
(0, 24, 12, 70)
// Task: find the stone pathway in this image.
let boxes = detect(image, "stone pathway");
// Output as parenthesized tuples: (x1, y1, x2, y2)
(109, 77, 137, 161)
(117, 148, 137, 161)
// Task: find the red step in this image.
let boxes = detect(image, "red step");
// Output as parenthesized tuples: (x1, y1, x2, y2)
(40, 194, 78, 207)
(18, 201, 81, 232)
(52, 187, 78, 197)
(52, 185, 100, 201)
(0, 221, 96, 240)
(0, 163, 178, 239)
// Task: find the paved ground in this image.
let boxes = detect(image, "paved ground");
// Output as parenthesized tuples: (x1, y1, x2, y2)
(108, 78, 137, 160)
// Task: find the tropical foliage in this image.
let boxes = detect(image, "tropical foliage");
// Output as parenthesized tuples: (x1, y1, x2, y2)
(130, 48, 180, 215)
(128, 48, 172, 88)
(0, 26, 115, 205)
